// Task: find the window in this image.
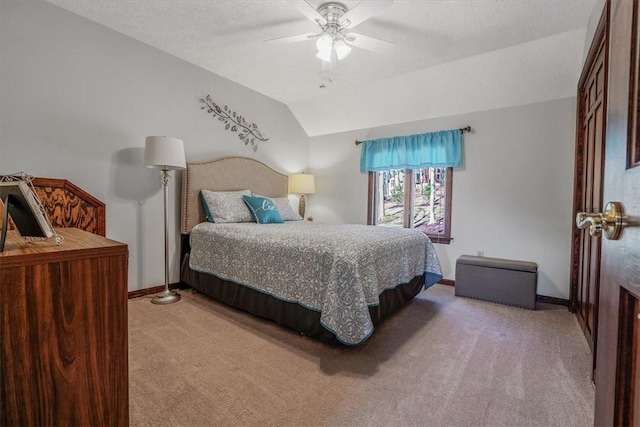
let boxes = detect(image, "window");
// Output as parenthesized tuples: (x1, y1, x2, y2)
(359, 127, 461, 243)
(368, 167, 452, 243)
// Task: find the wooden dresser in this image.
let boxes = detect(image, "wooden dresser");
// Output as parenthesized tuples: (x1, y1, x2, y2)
(0, 228, 129, 426)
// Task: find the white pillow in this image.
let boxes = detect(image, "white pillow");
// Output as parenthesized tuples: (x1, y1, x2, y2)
(271, 197, 302, 221)
(252, 194, 302, 221)
(200, 189, 253, 223)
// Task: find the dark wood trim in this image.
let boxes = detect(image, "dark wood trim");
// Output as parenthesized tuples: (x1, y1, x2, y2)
(569, 90, 582, 314)
(444, 167, 453, 241)
(428, 167, 453, 245)
(367, 172, 376, 225)
(578, 5, 609, 90)
(536, 294, 570, 307)
(128, 282, 183, 299)
(436, 278, 568, 306)
(570, 2, 609, 314)
(430, 237, 452, 244)
(140, 279, 571, 309)
(628, 0, 640, 168)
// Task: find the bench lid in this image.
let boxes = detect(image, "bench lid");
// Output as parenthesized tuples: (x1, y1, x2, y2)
(457, 255, 537, 272)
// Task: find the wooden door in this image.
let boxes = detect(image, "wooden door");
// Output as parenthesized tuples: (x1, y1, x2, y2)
(571, 6, 608, 361)
(594, 0, 640, 424)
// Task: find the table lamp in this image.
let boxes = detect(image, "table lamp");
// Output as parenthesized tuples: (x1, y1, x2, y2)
(288, 173, 315, 218)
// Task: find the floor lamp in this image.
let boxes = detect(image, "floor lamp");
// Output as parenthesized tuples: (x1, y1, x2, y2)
(144, 136, 186, 305)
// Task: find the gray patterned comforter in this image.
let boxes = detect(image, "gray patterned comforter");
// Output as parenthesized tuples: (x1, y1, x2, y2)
(189, 221, 442, 345)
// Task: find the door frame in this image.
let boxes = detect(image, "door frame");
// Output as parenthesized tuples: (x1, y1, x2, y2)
(570, 3, 609, 316)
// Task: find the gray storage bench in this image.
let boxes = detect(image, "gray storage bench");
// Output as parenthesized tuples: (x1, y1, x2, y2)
(455, 255, 538, 309)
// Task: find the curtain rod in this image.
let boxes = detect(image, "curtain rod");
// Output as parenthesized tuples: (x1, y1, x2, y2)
(354, 126, 471, 146)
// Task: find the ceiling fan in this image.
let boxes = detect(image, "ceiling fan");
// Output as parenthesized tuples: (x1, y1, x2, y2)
(266, 0, 395, 62)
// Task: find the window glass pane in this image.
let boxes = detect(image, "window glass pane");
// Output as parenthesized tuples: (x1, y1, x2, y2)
(368, 168, 452, 243)
(412, 167, 446, 235)
(376, 170, 405, 228)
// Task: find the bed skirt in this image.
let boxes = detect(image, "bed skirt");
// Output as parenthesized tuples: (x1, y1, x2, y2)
(181, 253, 426, 345)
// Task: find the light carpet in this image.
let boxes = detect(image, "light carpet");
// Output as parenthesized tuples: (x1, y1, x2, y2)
(128, 285, 594, 427)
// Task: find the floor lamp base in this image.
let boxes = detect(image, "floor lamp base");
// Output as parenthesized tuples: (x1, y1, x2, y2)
(151, 289, 181, 305)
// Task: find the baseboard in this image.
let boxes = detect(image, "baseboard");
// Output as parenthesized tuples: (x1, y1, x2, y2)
(536, 294, 569, 307)
(436, 279, 569, 307)
(128, 282, 184, 299)
(131, 281, 570, 307)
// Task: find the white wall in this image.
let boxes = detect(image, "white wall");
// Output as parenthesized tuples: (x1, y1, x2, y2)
(0, 0, 583, 300)
(290, 29, 586, 137)
(0, 0, 308, 291)
(308, 98, 577, 299)
(584, 1, 606, 58)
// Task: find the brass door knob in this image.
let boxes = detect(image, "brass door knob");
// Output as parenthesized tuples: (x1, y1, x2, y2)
(576, 201, 625, 240)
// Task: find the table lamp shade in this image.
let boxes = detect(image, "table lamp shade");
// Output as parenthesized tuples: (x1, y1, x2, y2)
(288, 174, 316, 194)
(144, 136, 186, 170)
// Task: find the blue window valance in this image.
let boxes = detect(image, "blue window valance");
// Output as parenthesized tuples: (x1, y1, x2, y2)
(359, 129, 462, 172)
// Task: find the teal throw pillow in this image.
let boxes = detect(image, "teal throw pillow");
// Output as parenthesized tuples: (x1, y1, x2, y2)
(242, 195, 283, 224)
(200, 191, 215, 222)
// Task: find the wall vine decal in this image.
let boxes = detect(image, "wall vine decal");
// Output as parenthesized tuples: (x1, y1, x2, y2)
(200, 94, 268, 152)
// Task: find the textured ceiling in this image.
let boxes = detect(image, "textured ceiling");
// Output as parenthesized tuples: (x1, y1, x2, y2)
(44, 0, 603, 135)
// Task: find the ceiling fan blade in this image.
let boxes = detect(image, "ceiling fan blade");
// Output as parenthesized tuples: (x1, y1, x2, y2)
(341, 0, 394, 28)
(293, 1, 327, 26)
(265, 33, 318, 44)
(347, 32, 395, 54)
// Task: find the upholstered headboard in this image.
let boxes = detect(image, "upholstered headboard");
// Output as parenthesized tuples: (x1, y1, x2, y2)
(181, 157, 289, 234)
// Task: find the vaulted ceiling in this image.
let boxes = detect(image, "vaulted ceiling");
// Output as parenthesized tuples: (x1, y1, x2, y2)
(45, 0, 604, 136)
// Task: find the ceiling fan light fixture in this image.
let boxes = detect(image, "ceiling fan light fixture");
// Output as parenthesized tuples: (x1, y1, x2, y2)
(316, 34, 333, 52)
(267, 1, 395, 63)
(316, 47, 332, 62)
(316, 34, 333, 62)
(333, 38, 351, 60)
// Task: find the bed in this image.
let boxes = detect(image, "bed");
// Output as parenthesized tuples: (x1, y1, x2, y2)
(180, 157, 442, 345)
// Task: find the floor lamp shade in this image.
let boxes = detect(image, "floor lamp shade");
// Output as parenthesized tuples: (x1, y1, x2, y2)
(144, 136, 186, 170)
(144, 136, 186, 305)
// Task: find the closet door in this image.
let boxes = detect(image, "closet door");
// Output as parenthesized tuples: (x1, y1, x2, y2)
(571, 4, 607, 367)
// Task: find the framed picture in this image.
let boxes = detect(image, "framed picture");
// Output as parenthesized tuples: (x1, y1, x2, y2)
(0, 181, 54, 251)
